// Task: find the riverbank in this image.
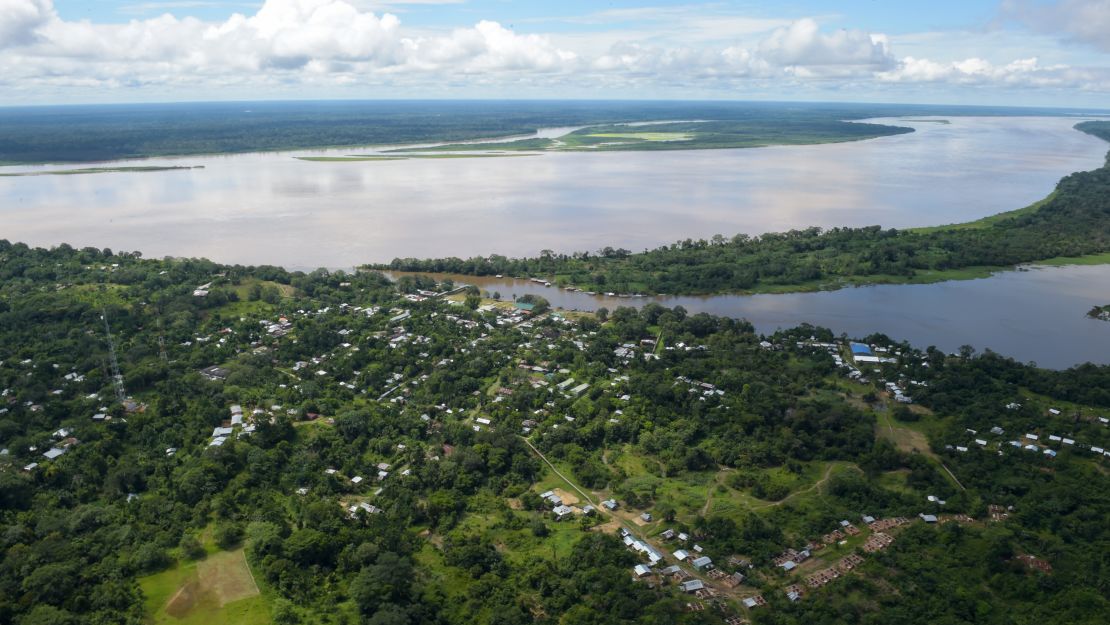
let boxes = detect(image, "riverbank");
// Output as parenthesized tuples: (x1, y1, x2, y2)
(382, 121, 1110, 297)
(0, 165, 203, 177)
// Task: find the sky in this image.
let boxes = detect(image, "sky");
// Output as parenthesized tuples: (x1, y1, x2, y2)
(1, 0, 1109, 107)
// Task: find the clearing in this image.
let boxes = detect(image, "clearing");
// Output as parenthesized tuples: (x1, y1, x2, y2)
(140, 549, 267, 625)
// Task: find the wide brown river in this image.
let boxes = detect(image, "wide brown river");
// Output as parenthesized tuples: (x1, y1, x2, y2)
(2, 116, 1105, 267)
(3, 115, 1109, 367)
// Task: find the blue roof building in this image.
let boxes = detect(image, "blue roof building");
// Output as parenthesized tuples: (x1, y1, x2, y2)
(850, 342, 873, 356)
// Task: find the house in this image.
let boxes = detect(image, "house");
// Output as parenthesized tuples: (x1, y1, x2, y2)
(601, 499, 618, 510)
(691, 556, 713, 571)
(200, 365, 230, 381)
(919, 513, 938, 523)
(680, 580, 705, 593)
(553, 505, 574, 520)
(861, 514, 876, 524)
(569, 383, 590, 396)
(475, 417, 491, 426)
(633, 564, 652, 578)
(660, 529, 675, 540)
(660, 565, 683, 576)
(581, 505, 596, 516)
(781, 560, 797, 572)
(673, 549, 690, 561)
(640, 512, 653, 522)
(351, 476, 363, 485)
(742, 596, 766, 609)
(43, 447, 66, 460)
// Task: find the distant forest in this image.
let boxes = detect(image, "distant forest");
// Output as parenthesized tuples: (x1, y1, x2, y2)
(385, 121, 1110, 296)
(0, 100, 1094, 164)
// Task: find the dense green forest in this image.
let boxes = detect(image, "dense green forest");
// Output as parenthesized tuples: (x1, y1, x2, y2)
(0, 100, 1083, 164)
(385, 121, 1110, 295)
(1, 241, 1109, 624)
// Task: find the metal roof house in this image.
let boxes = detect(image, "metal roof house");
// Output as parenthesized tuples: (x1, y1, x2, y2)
(680, 580, 705, 593)
(691, 556, 713, 570)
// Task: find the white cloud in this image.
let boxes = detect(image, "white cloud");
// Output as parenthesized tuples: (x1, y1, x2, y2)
(0, 0, 1106, 101)
(756, 19, 892, 69)
(878, 55, 1110, 91)
(0, 0, 54, 47)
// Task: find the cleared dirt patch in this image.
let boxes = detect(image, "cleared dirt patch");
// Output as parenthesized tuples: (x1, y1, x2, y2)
(552, 488, 579, 506)
(164, 579, 201, 618)
(197, 550, 260, 606)
(592, 518, 622, 534)
(877, 412, 935, 458)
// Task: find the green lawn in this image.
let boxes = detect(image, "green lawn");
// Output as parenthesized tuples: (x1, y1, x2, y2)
(139, 549, 269, 625)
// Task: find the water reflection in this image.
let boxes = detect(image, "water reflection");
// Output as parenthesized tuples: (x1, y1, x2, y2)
(1, 117, 1105, 268)
(387, 265, 1110, 369)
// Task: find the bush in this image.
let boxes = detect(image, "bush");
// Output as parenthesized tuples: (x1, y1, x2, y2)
(179, 533, 206, 560)
(214, 523, 243, 550)
(132, 542, 171, 573)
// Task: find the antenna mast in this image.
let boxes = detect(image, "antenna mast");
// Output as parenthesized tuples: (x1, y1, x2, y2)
(101, 310, 127, 404)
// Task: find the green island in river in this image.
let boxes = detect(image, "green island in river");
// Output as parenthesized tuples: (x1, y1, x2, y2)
(385, 119, 912, 154)
(0, 165, 203, 177)
(381, 121, 1110, 296)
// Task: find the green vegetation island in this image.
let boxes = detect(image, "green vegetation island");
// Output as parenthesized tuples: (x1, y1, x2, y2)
(0, 166, 203, 177)
(382, 122, 1110, 296)
(384, 119, 911, 154)
(2, 240, 1110, 625)
(1088, 304, 1110, 321)
(4, 100, 1100, 165)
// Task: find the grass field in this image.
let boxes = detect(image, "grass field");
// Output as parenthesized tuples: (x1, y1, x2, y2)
(586, 132, 694, 142)
(1035, 251, 1110, 266)
(297, 153, 533, 162)
(140, 549, 268, 625)
(295, 155, 406, 161)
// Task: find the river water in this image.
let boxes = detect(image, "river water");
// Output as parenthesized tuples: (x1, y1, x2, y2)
(387, 265, 1110, 369)
(1, 116, 1105, 267)
(3, 115, 1108, 366)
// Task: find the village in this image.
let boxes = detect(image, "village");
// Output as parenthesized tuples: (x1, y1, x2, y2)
(3, 267, 1108, 623)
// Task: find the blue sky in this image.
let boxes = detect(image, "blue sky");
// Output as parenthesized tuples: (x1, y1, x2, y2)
(51, 1, 998, 31)
(4, 0, 1110, 106)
